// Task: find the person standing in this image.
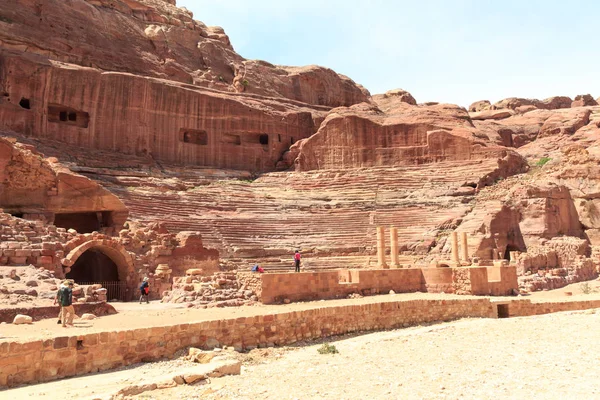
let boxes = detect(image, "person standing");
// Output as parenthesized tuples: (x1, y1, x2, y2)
(139, 277, 149, 304)
(53, 281, 67, 324)
(56, 280, 75, 327)
(294, 250, 301, 273)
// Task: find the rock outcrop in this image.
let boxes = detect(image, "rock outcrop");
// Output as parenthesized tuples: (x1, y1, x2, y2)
(0, 0, 367, 107)
(0, 136, 128, 233)
(284, 101, 523, 171)
(0, 0, 600, 299)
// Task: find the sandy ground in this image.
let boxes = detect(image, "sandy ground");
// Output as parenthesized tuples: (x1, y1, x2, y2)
(4, 308, 600, 400)
(0, 292, 476, 342)
(2, 280, 600, 342)
(129, 309, 600, 400)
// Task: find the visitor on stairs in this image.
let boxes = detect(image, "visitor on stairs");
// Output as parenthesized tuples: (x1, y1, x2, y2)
(252, 264, 264, 273)
(139, 277, 150, 304)
(294, 250, 301, 273)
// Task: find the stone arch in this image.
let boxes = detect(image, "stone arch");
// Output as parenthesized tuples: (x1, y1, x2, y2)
(62, 239, 133, 282)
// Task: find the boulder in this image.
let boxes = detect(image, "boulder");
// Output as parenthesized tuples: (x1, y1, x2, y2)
(182, 373, 207, 384)
(470, 109, 515, 120)
(186, 348, 216, 364)
(25, 280, 38, 287)
(375, 88, 417, 105)
(572, 94, 598, 108)
(468, 100, 491, 112)
(186, 268, 204, 276)
(81, 313, 96, 320)
(13, 314, 33, 324)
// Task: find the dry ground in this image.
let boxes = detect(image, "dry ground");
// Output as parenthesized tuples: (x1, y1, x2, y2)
(2, 280, 600, 399)
(6, 308, 599, 400)
(3, 280, 600, 342)
(131, 309, 600, 400)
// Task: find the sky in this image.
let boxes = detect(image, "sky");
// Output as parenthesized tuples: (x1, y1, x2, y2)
(178, 0, 600, 107)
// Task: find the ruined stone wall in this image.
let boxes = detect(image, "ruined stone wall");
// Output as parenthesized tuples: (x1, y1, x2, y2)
(487, 266, 518, 296)
(498, 299, 600, 317)
(260, 267, 518, 304)
(0, 298, 495, 387)
(0, 212, 217, 301)
(163, 271, 259, 307)
(4, 296, 600, 387)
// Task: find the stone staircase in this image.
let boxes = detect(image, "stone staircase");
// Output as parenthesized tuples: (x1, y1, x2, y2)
(99, 159, 501, 269)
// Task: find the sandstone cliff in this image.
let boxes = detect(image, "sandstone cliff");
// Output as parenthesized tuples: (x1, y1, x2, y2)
(0, 136, 128, 233)
(0, 0, 600, 297)
(0, 0, 368, 107)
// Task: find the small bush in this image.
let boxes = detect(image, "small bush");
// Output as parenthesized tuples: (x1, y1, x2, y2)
(218, 75, 225, 82)
(580, 282, 593, 294)
(242, 79, 249, 87)
(535, 157, 551, 167)
(317, 343, 339, 355)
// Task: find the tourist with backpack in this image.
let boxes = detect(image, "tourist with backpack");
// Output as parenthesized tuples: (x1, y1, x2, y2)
(53, 281, 67, 324)
(139, 277, 149, 304)
(54, 280, 75, 327)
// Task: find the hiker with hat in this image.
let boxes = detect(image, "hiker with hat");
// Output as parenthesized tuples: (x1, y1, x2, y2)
(53, 280, 68, 324)
(55, 280, 75, 327)
(139, 277, 150, 304)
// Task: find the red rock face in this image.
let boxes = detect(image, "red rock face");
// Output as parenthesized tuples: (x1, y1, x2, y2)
(0, 52, 322, 172)
(0, 0, 370, 172)
(287, 101, 523, 171)
(0, 136, 128, 232)
(0, 0, 367, 107)
(1, 0, 600, 299)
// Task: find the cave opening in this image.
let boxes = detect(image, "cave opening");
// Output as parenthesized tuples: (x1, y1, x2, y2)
(19, 98, 31, 109)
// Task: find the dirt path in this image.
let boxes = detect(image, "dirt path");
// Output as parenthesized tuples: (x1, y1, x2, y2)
(3, 283, 600, 342)
(127, 309, 600, 400)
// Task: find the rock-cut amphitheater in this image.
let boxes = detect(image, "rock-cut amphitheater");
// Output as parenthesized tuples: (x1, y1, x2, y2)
(1, 0, 600, 397)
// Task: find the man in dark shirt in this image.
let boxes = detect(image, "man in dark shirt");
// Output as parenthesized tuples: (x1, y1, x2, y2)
(56, 280, 75, 327)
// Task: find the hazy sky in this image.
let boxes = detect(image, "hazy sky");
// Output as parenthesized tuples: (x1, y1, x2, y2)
(178, 0, 599, 107)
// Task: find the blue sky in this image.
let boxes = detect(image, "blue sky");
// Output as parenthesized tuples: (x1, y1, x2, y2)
(178, 0, 599, 107)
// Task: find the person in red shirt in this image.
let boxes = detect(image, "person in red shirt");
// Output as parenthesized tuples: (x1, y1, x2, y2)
(294, 250, 301, 273)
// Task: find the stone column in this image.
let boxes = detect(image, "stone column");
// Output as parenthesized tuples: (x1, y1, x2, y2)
(451, 232, 459, 266)
(460, 232, 469, 263)
(377, 226, 388, 268)
(390, 226, 399, 268)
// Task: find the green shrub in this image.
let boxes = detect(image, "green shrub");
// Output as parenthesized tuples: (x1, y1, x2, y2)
(317, 343, 339, 354)
(580, 282, 592, 294)
(535, 157, 551, 167)
(242, 79, 249, 87)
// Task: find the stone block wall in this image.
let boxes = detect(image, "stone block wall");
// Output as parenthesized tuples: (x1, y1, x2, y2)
(421, 268, 454, 293)
(260, 267, 518, 304)
(0, 298, 495, 387)
(496, 299, 600, 318)
(488, 266, 518, 296)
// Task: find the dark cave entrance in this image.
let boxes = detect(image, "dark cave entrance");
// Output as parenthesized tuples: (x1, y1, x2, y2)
(53, 211, 113, 234)
(66, 249, 123, 301)
(503, 245, 521, 261)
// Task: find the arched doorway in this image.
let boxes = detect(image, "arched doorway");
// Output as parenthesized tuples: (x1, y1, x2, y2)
(63, 240, 133, 302)
(67, 249, 119, 282)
